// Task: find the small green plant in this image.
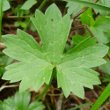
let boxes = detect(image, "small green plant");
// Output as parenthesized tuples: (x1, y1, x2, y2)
(3, 4, 108, 98)
(0, 92, 45, 110)
(2, 4, 108, 99)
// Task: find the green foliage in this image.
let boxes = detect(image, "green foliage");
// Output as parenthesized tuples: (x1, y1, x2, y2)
(80, 9, 110, 43)
(96, 0, 110, 15)
(11, 0, 37, 29)
(2, 31, 54, 92)
(91, 83, 110, 110)
(65, 0, 110, 16)
(0, 52, 12, 76)
(0, 0, 3, 40)
(98, 0, 110, 7)
(3, 0, 10, 11)
(72, 35, 87, 45)
(91, 16, 110, 44)
(80, 8, 94, 26)
(99, 61, 110, 75)
(57, 37, 108, 98)
(31, 4, 72, 63)
(21, 0, 37, 10)
(65, 0, 92, 16)
(2, 4, 108, 99)
(0, 92, 45, 110)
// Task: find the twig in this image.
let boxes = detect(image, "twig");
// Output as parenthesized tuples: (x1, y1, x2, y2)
(92, 90, 98, 98)
(0, 84, 19, 92)
(0, 42, 5, 49)
(4, 15, 31, 19)
(71, 95, 82, 104)
(56, 93, 64, 110)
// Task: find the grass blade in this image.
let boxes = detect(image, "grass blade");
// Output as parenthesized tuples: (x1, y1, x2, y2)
(91, 83, 110, 110)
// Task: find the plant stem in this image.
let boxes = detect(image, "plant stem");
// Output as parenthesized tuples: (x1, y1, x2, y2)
(37, 84, 50, 101)
(37, 67, 56, 100)
(0, 0, 3, 41)
(56, 93, 64, 110)
(38, 0, 48, 10)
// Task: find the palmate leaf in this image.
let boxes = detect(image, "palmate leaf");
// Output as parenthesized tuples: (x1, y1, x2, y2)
(0, 92, 45, 110)
(2, 4, 109, 98)
(3, 30, 54, 92)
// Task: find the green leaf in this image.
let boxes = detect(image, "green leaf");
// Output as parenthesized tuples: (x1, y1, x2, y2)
(2, 30, 54, 92)
(66, 0, 110, 11)
(57, 67, 100, 98)
(31, 4, 72, 63)
(72, 34, 87, 45)
(66, 1, 82, 16)
(0, 92, 45, 110)
(70, 37, 96, 53)
(80, 8, 95, 26)
(2, 4, 108, 98)
(80, 9, 110, 43)
(99, 61, 110, 75)
(96, 0, 110, 15)
(98, 0, 110, 8)
(21, 0, 37, 10)
(91, 83, 110, 110)
(57, 37, 108, 98)
(66, 0, 93, 16)
(3, 0, 10, 11)
(0, 52, 12, 76)
(90, 16, 110, 44)
(64, 0, 93, 16)
(29, 101, 45, 110)
(65, 0, 110, 16)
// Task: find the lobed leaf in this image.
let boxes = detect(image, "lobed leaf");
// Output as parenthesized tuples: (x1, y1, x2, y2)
(57, 67, 100, 98)
(2, 30, 54, 92)
(0, 92, 45, 110)
(31, 4, 72, 64)
(57, 38, 108, 98)
(2, 4, 109, 98)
